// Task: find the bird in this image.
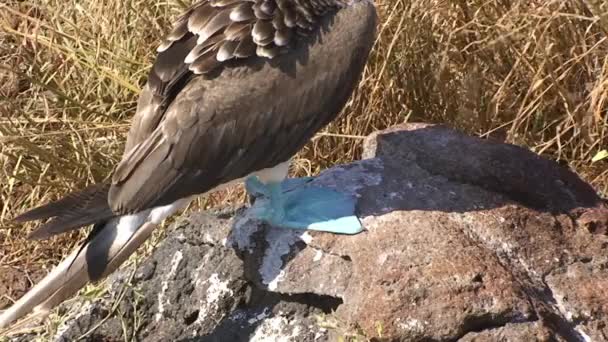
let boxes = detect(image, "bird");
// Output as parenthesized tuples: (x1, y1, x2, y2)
(0, 0, 377, 329)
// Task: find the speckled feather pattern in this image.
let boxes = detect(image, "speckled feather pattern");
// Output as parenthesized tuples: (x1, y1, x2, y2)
(157, 0, 343, 73)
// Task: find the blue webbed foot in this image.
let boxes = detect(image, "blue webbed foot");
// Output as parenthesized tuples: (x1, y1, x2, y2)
(245, 176, 363, 234)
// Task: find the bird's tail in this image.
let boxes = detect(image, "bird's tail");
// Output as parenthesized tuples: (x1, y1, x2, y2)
(0, 184, 157, 330)
(14, 183, 114, 240)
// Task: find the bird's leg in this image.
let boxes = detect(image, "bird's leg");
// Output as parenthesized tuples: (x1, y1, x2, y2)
(244, 175, 284, 222)
(244, 175, 363, 235)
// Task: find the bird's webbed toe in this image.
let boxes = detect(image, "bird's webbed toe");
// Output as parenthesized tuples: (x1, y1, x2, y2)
(244, 176, 363, 234)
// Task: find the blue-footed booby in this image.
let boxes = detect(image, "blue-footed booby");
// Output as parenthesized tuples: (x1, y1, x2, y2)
(0, 0, 376, 329)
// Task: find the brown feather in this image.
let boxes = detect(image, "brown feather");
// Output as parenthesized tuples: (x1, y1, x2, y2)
(157, 40, 173, 53)
(188, 3, 215, 33)
(167, 17, 190, 41)
(272, 11, 286, 29)
(157, 14, 191, 52)
(153, 36, 197, 83)
(198, 8, 233, 42)
(14, 183, 113, 240)
(260, 1, 276, 15)
(283, 8, 297, 28)
(274, 28, 292, 46)
(185, 34, 225, 63)
(294, 1, 314, 22)
(190, 53, 222, 74)
(229, 3, 255, 22)
(256, 44, 280, 58)
(217, 40, 240, 61)
(210, 0, 242, 7)
(253, 3, 272, 20)
(252, 20, 275, 45)
(224, 22, 251, 40)
(234, 36, 256, 57)
(113, 131, 168, 184)
(276, 0, 298, 28)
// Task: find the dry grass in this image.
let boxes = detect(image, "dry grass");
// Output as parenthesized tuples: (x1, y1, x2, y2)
(1, 0, 607, 301)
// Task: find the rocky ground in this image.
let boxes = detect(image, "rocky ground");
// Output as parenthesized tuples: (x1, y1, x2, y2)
(6, 124, 608, 341)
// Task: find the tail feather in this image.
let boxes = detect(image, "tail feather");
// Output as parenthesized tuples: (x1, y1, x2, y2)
(14, 183, 114, 240)
(0, 213, 156, 330)
(1, 186, 191, 331)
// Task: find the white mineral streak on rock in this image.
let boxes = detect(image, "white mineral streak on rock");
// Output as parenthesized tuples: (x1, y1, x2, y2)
(155, 250, 183, 321)
(250, 315, 302, 342)
(196, 273, 233, 322)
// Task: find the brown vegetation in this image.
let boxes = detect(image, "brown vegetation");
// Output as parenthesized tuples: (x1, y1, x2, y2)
(1, 0, 607, 284)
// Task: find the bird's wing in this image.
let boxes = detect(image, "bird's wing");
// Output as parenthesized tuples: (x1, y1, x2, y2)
(108, 0, 377, 214)
(13, 183, 112, 239)
(123, 0, 331, 152)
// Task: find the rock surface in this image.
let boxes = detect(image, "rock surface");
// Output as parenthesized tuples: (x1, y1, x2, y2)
(7, 124, 608, 341)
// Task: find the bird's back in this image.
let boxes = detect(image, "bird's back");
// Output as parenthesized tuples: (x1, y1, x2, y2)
(110, 0, 378, 213)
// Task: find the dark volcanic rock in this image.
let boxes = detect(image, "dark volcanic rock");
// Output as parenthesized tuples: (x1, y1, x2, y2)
(53, 212, 331, 342)
(9, 124, 608, 341)
(361, 123, 602, 212)
(458, 322, 554, 341)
